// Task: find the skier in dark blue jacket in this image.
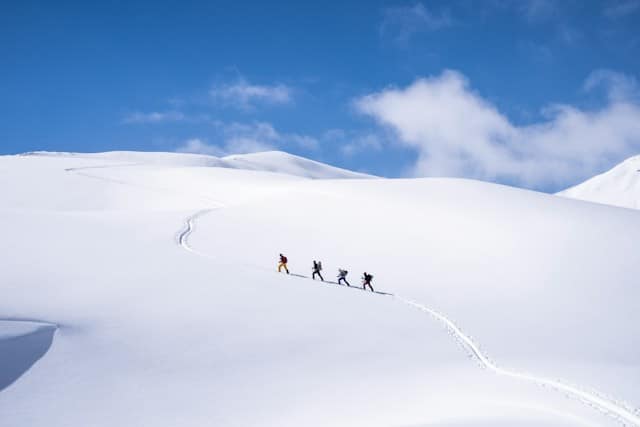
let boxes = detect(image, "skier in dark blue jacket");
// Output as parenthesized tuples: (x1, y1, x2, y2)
(312, 260, 324, 281)
(337, 269, 350, 286)
(362, 272, 374, 292)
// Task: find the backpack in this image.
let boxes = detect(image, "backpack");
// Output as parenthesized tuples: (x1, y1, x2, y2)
(318, 261, 322, 271)
(282, 256, 288, 263)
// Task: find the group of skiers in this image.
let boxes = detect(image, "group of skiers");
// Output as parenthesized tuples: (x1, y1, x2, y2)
(278, 254, 375, 292)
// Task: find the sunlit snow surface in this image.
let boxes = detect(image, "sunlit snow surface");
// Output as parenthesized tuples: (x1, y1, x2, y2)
(1, 151, 639, 427)
(559, 155, 640, 210)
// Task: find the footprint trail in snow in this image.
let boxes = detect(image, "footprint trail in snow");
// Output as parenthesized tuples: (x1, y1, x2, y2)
(179, 207, 640, 427)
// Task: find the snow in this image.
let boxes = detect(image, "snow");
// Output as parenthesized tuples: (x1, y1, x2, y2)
(1, 151, 639, 427)
(558, 155, 640, 209)
(222, 151, 375, 179)
(20, 150, 375, 179)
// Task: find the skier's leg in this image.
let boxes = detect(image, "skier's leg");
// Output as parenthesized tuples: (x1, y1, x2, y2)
(345, 279, 350, 287)
(319, 272, 324, 281)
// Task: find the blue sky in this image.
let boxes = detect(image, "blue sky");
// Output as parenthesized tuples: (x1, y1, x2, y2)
(2, 0, 640, 191)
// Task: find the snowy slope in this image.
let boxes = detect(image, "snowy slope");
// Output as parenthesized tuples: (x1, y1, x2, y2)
(20, 150, 375, 179)
(1, 152, 639, 427)
(558, 155, 640, 209)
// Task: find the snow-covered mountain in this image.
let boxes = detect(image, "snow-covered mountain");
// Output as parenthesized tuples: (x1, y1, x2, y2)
(1, 151, 639, 427)
(21, 150, 375, 179)
(558, 155, 640, 209)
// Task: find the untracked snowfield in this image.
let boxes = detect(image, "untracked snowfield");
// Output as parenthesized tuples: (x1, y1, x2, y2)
(1, 151, 639, 427)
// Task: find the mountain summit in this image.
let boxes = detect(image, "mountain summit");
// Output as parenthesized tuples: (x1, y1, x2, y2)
(558, 155, 640, 209)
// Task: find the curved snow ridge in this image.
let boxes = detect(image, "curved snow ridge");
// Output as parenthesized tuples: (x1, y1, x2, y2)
(393, 296, 640, 427)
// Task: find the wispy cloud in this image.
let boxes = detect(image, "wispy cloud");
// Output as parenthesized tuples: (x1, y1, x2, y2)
(210, 78, 293, 110)
(380, 3, 453, 44)
(122, 111, 187, 124)
(604, 0, 640, 18)
(323, 129, 384, 157)
(121, 110, 215, 125)
(176, 138, 225, 156)
(175, 121, 318, 156)
(176, 137, 273, 157)
(519, 0, 557, 21)
(584, 69, 640, 102)
(518, 40, 554, 63)
(355, 69, 640, 190)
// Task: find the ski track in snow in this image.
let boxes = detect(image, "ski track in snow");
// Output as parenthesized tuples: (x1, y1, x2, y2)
(64, 162, 640, 427)
(176, 208, 221, 255)
(392, 297, 640, 427)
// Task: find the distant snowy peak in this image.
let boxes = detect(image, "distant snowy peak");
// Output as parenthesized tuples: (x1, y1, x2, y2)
(558, 155, 640, 209)
(20, 150, 376, 180)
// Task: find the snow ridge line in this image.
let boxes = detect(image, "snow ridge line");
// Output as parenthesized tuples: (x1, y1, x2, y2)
(393, 296, 640, 427)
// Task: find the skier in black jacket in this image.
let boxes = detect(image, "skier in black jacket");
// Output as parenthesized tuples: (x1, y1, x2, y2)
(312, 260, 324, 281)
(362, 272, 374, 292)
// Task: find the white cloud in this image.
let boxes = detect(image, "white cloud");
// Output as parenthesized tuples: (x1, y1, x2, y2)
(222, 122, 318, 151)
(175, 121, 318, 156)
(176, 137, 273, 157)
(122, 111, 186, 124)
(355, 70, 640, 189)
(210, 78, 293, 110)
(380, 3, 453, 44)
(584, 69, 639, 102)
